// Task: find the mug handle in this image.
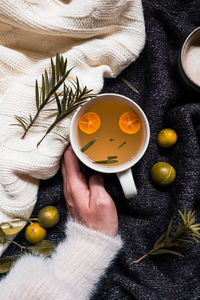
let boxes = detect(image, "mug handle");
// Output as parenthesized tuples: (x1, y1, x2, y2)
(117, 168, 137, 199)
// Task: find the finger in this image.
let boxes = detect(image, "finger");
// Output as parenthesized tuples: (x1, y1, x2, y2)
(63, 145, 81, 176)
(63, 145, 88, 188)
(61, 158, 67, 182)
(61, 143, 71, 181)
(61, 160, 71, 213)
(63, 145, 90, 207)
(89, 175, 112, 208)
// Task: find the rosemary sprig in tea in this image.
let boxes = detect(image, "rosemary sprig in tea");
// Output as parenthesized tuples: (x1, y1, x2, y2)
(94, 156, 118, 164)
(94, 160, 118, 164)
(131, 209, 200, 264)
(118, 141, 126, 148)
(81, 137, 98, 152)
(13, 53, 96, 146)
(107, 156, 118, 160)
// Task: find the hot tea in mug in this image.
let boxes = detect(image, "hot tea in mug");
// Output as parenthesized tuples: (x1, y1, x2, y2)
(77, 100, 145, 166)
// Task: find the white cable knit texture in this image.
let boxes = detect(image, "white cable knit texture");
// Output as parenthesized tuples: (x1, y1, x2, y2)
(0, 0, 145, 255)
(0, 219, 123, 299)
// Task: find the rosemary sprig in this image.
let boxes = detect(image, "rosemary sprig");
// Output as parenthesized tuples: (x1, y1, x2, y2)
(118, 141, 126, 148)
(94, 160, 119, 164)
(37, 79, 94, 147)
(17, 54, 72, 139)
(10, 123, 69, 142)
(13, 53, 96, 146)
(94, 156, 119, 164)
(120, 76, 140, 95)
(81, 137, 98, 152)
(131, 209, 200, 264)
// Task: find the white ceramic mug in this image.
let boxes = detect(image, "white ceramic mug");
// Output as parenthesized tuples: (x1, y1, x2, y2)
(70, 93, 150, 199)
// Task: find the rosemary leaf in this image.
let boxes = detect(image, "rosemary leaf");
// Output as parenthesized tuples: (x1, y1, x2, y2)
(94, 156, 119, 164)
(54, 101, 87, 123)
(81, 137, 98, 152)
(50, 58, 55, 89)
(191, 236, 199, 243)
(19, 117, 29, 127)
(45, 69, 49, 95)
(93, 160, 119, 164)
(10, 124, 24, 127)
(118, 141, 127, 148)
(60, 55, 64, 76)
(107, 156, 118, 160)
(109, 138, 115, 142)
(14, 116, 27, 131)
(176, 238, 193, 244)
(120, 76, 140, 95)
(35, 80, 39, 109)
(63, 59, 67, 77)
(56, 53, 60, 82)
(61, 84, 67, 111)
(41, 74, 45, 102)
(55, 92, 62, 115)
(166, 218, 173, 238)
(151, 249, 184, 257)
(75, 77, 80, 99)
(42, 109, 57, 112)
(77, 95, 96, 101)
(153, 232, 167, 248)
(32, 124, 68, 142)
(179, 210, 186, 225)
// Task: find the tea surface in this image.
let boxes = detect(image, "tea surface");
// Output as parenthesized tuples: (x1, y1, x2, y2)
(77, 100, 144, 166)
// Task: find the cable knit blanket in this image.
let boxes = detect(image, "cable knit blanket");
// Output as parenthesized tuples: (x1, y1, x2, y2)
(0, 0, 145, 254)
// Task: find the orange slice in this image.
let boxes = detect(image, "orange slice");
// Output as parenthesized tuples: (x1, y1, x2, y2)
(119, 111, 141, 134)
(79, 112, 101, 134)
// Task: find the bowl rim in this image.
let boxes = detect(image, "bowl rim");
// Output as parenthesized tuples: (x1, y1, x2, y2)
(180, 26, 200, 90)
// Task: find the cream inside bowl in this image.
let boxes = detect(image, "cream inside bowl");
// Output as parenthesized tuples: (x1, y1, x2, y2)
(180, 27, 200, 91)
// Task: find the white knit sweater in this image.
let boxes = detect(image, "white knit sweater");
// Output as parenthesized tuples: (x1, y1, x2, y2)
(0, 219, 123, 299)
(0, 0, 145, 254)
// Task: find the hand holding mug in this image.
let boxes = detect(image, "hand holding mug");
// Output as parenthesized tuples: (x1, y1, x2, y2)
(62, 145, 118, 237)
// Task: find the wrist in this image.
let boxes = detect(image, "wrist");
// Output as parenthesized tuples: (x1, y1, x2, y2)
(70, 216, 119, 237)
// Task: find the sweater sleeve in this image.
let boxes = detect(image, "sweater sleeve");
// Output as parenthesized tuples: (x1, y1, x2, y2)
(0, 219, 123, 300)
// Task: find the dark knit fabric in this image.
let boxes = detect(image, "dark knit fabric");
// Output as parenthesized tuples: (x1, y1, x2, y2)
(2, 0, 200, 299)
